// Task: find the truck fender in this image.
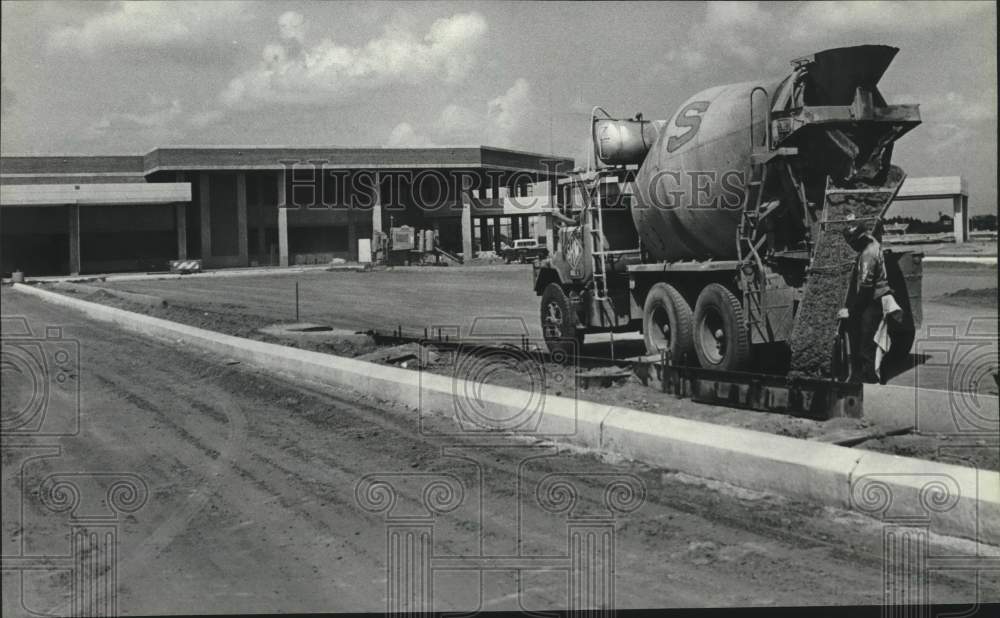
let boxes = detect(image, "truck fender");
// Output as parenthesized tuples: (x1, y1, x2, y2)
(533, 263, 569, 295)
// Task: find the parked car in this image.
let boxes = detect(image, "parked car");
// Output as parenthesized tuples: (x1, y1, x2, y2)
(501, 238, 548, 264)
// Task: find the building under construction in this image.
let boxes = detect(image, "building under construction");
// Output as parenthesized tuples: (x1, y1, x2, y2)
(0, 147, 573, 276)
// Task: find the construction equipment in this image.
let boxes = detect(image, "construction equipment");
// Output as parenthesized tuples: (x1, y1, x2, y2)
(533, 45, 924, 416)
(384, 225, 462, 266)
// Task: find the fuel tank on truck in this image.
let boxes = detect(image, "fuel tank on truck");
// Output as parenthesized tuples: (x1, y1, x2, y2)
(632, 79, 782, 262)
(592, 108, 667, 167)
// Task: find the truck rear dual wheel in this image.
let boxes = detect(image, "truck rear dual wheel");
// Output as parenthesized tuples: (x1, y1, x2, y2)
(693, 283, 750, 371)
(540, 283, 583, 360)
(642, 283, 694, 363)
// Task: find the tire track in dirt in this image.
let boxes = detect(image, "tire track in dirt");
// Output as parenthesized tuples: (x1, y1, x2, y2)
(4, 287, 995, 612)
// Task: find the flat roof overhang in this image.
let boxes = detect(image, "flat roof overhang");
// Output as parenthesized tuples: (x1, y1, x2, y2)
(0, 155, 145, 176)
(895, 176, 968, 200)
(0, 182, 191, 207)
(143, 146, 573, 176)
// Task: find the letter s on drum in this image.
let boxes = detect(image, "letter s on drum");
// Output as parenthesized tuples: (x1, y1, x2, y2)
(666, 101, 710, 153)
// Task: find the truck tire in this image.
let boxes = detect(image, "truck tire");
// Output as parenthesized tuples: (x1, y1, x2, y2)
(693, 283, 750, 371)
(642, 283, 694, 363)
(540, 283, 583, 360)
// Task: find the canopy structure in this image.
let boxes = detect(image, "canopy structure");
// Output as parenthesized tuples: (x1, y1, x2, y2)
(0, 183, 191, 275)
(895, 176, 969, 242)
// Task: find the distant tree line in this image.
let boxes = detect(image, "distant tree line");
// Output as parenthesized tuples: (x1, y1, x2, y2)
(971, 214, 997, 231)
(885, 213, 952, 234)
(884, 212, 997, 233)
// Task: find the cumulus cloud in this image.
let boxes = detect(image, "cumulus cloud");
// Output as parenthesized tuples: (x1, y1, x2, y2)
(663, 49, 710, 72)
(221, 11, 488, 108)
(434, 104, 485, 141)
(85, 96, 183, 141)
(49, 1, 248, 56)
(189, 108, 226, 129)
(388, 79, 535, 148)
(278, 11, 306, 45)
(485, 78, 534, 146)
(789, 1, 994, 40)
(385, 122, 437, 147)
(665, 2, 768, 70)
(891, 89, 997, 125)
(670, 1, 994, 73)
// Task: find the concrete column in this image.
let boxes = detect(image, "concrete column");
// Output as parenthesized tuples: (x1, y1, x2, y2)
(236, 172, 249, 265)
(175, 203, 187, 260)
(278, 207, 289, 267)
(67, 204, 81, 275)
(542, 213, 554, 250)
(479, 218, 488, 252)
(461, 190, 473, 259)
(256, 199, 266, 263)
(277, 170, 287, 208)
(372, 171, 383, 234)
(493, 217, 501, 252)
(174, 171, 188, 261)
(347, 207, 357, 261)
(521, 216, 530, 239)
(962, 195, 970, 242)
(511, 216, 520, 240)
(199, 172, 212, 262)
(953, 195, 968, 243)
(274, 171, 287, 266)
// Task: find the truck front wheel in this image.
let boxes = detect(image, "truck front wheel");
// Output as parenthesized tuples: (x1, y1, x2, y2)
(693, 283, 750, 371)
(540, 283, 583, 360)
(642, 283, 694, 363)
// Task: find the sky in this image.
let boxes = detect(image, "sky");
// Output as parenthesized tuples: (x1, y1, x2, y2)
(1, 1, 996, 217)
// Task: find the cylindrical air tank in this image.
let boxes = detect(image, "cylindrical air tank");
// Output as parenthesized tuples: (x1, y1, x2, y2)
(592, 115, 664, 166)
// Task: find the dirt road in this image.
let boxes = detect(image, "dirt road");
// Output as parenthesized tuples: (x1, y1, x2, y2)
(3, 288, 997, 614)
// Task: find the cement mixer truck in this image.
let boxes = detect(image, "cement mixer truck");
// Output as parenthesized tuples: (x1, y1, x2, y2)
(533, 45, 923, 394)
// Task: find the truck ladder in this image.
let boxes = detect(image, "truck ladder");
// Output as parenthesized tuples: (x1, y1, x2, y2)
(737, 160, 769, 340)
(577, 170, 616, 302)
(738, 86, 773, 340)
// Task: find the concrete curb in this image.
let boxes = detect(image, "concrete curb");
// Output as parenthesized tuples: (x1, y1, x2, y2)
(382, 264, 530, 273)
(922, 256, 997, 265)
(15, 264, 343, 285)
(50, 281, 166, 307)
(12, 282, 999, 545)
